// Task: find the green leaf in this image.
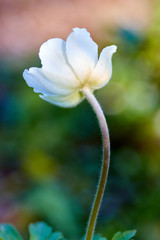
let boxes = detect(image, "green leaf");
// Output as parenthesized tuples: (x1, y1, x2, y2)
(0, 224, 23, 240)
(111, 230, 136, 240)
(121, 230, 136, 240)
(93, 235, 102, 240)
(82, 234, 107, 240)
(112, 232, 121, 240)
(29, 222, 52, 240)
(29, 222, 64, 240)
(48, 232, 63, 240)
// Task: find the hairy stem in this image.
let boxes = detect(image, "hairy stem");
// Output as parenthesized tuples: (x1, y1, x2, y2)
(82, 87, 110, 240)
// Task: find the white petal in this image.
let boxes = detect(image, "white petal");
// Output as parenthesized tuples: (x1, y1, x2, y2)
(66, 28, 98, 83)
(39, 38, 79, 89)
(23, 67, 75, 95)
(40, 91, 84, 108)
(88, 45, 117, 89)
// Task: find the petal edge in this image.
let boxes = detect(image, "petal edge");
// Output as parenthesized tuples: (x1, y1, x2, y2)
(66, 28, 98, 83)
(40, 91, 84, 108)
(88, 45, 117, 90)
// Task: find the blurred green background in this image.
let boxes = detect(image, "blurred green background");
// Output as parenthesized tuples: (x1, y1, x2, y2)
(0, 1, 160, 240)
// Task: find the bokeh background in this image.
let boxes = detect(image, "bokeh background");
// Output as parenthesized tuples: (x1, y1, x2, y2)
(0, 0, 160, 240)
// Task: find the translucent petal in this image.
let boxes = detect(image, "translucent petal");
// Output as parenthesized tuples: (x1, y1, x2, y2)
(23, 67, 75, 95)
(40, 91, 84, 108)
(39, 38, 80, 89)
(88, 45, 117, 89)
(66, 28, 98, 84)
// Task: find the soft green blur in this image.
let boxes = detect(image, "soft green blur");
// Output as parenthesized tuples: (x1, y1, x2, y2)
(0, 2, 160, 240)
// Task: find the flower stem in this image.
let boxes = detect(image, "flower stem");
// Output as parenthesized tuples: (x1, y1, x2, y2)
(82, 87, 110, 240)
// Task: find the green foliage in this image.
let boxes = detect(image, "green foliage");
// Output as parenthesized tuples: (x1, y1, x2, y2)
(26, 183, 80, 237)
(0, 224, 23, 240)
(0, 223, 64, 240)
(111, 230, 136, 240)
(29, 222, 64, 240)
(0, 222, 136, 240)
(92, 235, 107, 240)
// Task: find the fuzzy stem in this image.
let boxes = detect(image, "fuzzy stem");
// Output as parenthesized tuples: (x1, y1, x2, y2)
(82, 87, 110, 240)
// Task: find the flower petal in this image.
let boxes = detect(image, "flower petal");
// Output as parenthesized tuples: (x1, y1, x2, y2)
(23, 67, 75, 95)
(39, 38, 80, 89)
(88, 45, 117, 89)
(40, 91, 84, 108)
(66, 28, 98, 83)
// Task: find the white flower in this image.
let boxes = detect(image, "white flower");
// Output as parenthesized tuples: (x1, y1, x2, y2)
(23, 28, 117, 108)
